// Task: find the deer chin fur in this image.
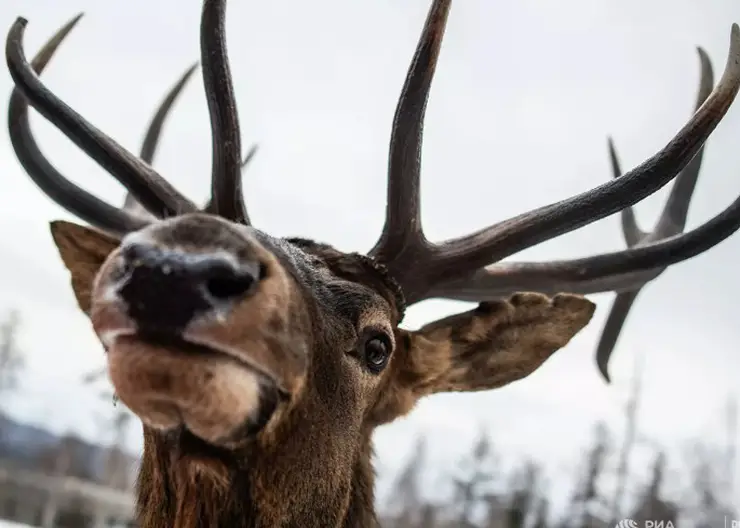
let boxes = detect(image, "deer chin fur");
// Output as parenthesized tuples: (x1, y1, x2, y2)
(107, 335, 283, 448)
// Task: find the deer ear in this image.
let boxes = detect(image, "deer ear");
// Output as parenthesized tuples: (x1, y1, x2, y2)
(49, 220, 121, 314)
(369, 293, 595, 424)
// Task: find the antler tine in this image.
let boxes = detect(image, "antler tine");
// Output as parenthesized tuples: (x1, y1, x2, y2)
(593, 48, 715, 382)
(240, 143, 258, 169)
(123, 63, 199, 215)
(121, 62, 258, 216)
(656, 47, 715, 234)
(203, 143, 259, 214)
(139, 63, 200, 165)
(375, 16, 740, 304)
(200, 0, 249, 225)
(369, 0, 451, 262)
(604, 47, 714, 244)
(6, 17, 198, 220)
(594, 289, 641, 381)
(606, 138, 646, 246)
(6, 14, 148, 234)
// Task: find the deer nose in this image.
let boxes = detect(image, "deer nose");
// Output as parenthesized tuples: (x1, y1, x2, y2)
(116, 241, 263, 330)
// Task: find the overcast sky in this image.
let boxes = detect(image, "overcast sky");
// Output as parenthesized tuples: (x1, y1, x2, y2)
(1, 0, 740, 511)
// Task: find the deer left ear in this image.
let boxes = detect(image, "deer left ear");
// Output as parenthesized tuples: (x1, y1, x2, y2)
(49, 220, 121, 314)
(370, 293, 595, 424)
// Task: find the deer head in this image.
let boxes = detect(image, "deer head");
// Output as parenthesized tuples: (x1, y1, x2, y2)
(6, 1, 740, 526)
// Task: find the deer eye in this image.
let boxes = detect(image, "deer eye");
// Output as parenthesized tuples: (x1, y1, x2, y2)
(362, 333, 391, 374)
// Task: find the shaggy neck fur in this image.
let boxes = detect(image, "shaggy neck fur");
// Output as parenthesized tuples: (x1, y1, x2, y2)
(135, 420, 379, 527)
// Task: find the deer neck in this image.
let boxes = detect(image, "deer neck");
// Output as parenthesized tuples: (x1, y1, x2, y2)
(134, 425, 379, 528)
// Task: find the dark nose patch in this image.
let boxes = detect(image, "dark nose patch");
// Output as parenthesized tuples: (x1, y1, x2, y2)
(116, 242, 263, 331)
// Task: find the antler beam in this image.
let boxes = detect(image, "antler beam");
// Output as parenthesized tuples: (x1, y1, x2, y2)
(370, 0, 740, 308)
(200, 0, 249, 224)
(6, 15, 148, 233)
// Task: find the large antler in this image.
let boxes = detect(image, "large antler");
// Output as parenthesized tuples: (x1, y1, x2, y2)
(433, 47, 726, 382)
(6, 1, 255, 235)
(370, 1, 740, 311)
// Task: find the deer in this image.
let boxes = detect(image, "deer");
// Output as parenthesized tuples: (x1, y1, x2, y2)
(5, 0, 740, 526)
(83, 28, 723, 386)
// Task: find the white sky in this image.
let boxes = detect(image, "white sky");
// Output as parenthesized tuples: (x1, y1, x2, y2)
(1, 0, 740, 512)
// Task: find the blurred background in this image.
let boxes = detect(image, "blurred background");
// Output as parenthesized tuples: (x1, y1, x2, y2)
(1, 0, 739, 526)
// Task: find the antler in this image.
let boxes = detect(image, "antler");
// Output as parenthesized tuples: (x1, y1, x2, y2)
(7, 15, 148, 234)
(199, 0, 249, 224)
(122, 65, 258, 217)
(122, 63, 199, 218)
(590, 49, 715, 381)
(6, 1, 256, 235)
(6, 16, 199, 226)
(433, 47, 726, 382)
(370, 0, 740, 310)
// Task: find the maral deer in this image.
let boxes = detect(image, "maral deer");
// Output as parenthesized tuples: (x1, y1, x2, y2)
(6, 0, 740, 526)
(83, 28, 727, 386)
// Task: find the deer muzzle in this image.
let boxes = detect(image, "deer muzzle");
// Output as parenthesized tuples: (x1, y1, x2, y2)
(88, 222, 310, 447)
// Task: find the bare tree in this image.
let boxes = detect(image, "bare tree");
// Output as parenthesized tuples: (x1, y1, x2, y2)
(451, 430, 499, 527)
(681, 440, 736, 528)
(567, 422, 611, 528)
(418, 503, 439, 528)
(0, 309, 24, 400)
(608, 355, 644, 525)
(503, 461, 541, 528)
(723, 395, 738, 512)
(531, 497, 550, 528)
(629, 452, 678, 526)
(387, 436, 428, 527)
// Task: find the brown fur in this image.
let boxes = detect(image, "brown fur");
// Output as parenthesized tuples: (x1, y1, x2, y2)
(49, 218, 595, 527)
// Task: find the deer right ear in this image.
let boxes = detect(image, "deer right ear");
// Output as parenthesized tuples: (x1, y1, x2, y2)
(49, 220, 122, 314)
(369, 293, 595, 425)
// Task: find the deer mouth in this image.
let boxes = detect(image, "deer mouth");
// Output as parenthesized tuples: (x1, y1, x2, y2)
(103, 329, 285, 448)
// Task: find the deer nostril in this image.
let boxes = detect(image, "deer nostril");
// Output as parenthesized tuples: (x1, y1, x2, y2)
(197, 259, 262, 302)
(206, 274, 255, 301)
